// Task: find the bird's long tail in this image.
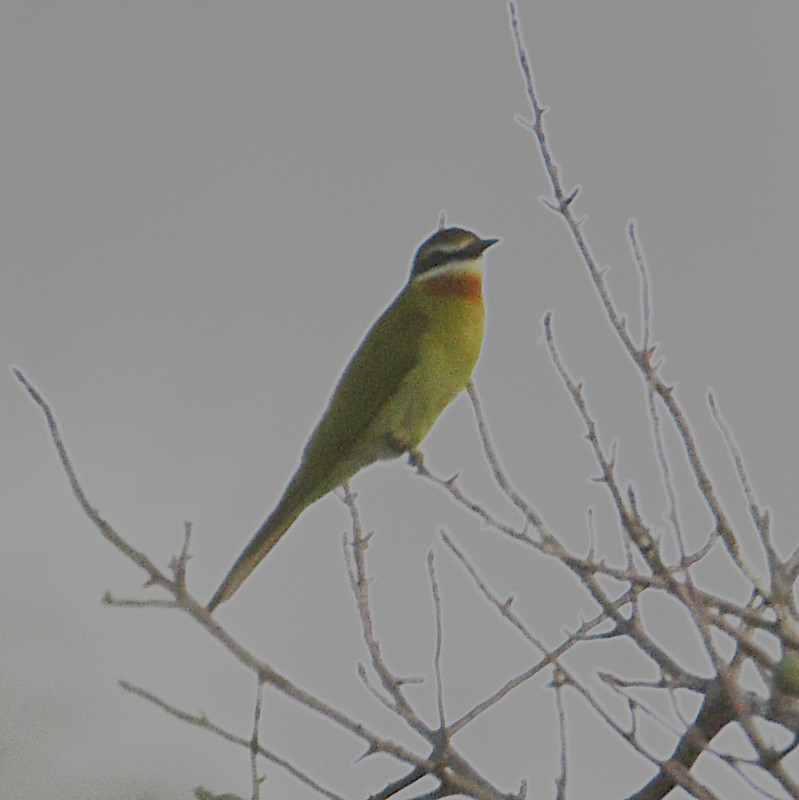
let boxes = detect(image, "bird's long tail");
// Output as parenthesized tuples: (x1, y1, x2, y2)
(207, 496, 305, 612)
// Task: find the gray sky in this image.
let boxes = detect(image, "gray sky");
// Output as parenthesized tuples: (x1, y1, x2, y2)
(4, 3, 798, 798)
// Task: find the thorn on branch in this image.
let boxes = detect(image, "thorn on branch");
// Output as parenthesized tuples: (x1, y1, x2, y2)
(514, 114, 534, 131)
(354, 742, 379, 764)
(561, 186, 580, 211)
(395, 675, 425, 687)
(170, 521, 193, 591)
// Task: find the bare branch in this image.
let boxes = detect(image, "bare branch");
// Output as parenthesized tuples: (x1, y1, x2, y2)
(427, 550, 447, 737)
(552, 669, 568, 800)
(250, 679, 265, 800)
(13, 367, 173, 596)
(119, 681, 347, 800)
(466, 381, 548, 537)
(509, 3, 758, 587)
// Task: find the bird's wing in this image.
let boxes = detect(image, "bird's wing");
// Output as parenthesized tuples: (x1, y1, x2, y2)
(297, 286, 428, 474)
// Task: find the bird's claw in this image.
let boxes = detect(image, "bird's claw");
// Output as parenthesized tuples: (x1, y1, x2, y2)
(408, 449, 425, 471)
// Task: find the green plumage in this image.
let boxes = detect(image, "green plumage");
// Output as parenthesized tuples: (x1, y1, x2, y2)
(208, 228, 495, 611)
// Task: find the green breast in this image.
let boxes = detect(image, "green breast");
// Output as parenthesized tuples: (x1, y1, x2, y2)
(385, 278, 484, 448)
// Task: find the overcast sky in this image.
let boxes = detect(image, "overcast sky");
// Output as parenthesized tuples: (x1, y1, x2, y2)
(3, 3, 798, 798)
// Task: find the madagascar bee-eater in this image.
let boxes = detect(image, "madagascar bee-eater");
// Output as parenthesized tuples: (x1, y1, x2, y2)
(207, 226, 498, 611)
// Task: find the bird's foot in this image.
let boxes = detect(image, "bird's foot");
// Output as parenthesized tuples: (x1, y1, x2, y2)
(408, 448, 425, 471)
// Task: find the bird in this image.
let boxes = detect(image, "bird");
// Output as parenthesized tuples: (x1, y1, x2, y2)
(207, 226, 498, 611)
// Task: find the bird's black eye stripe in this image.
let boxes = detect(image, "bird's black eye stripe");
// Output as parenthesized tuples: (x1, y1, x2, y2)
(415, 239, 493, 276)
(415, 249, 451, 275)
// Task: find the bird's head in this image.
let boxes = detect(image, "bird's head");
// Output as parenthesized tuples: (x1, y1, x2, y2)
(411, 227, 499, 281)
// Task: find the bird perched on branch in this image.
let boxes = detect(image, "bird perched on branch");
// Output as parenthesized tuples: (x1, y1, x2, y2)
(208, 225, 498, 611)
